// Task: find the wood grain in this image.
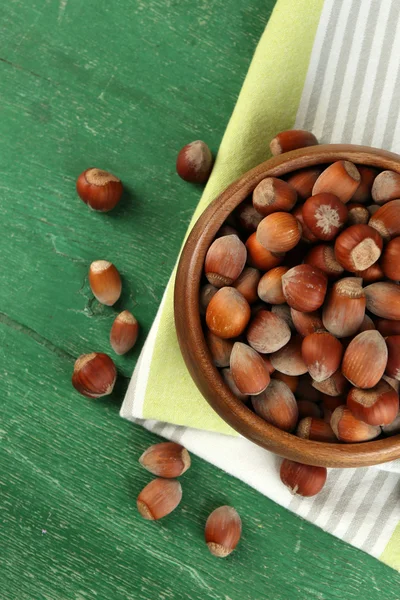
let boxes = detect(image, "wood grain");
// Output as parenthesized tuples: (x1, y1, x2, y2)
(1, 0, 400, 598)
(175, 145, 400, 468)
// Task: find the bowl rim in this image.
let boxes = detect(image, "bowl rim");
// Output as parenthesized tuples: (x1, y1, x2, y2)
(174, 144, 400, 468)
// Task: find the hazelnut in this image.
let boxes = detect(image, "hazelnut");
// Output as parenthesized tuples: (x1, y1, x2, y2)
(137, 478, 182, 520)
(72, 352, 117, 398)
(199, 284, 218, 315)
(256, 212, 301, 253)
(232, 267, 261, 304)
(369, 199, 400, 240)
(304, 244, 344, 279)
(358, 314, 376, 333)
(280, 459, 327, 497)
(269, 129, 318, 155)
(139, 442, 191, 478)
(347, 380, 399, 426)
(302, 193, 348, 241)
(272, 372, 299, 393)
(176, 140, 213, 183)
(381, 237, 400, 281)
(206, 287, 251, 338)
(385, 335, 400, 381)
(290, 308, 325, 337)
(330, 406, 381, 442)
(285, 166, 323, 201)
(322, 277, 366, 338)
(245, 232, 285, 270)
(205, 506, 242, 558)
(257, 266, 289, 304)
(351, 166, 379, 203)
(205, 235, 247, 287)
(292, 205, 319, 243)
(110, 311, 139, 355)
(347, 202, 370, 225)
(76, 168, 123, 212)
(234, 201, 263, 233)
(312, 369, 349, 397)
(296, 417, 337, 442)
(253, 177, 297, 216)
(271, 304, 295, 330)
(221, 368, 248, 402)
(342, 330, 388, 389)
(230, 342, 271, 395)
(376, 319, 400, 337)
(297, 399, 322, 419)
(371, 170, 400, 204)
(269, 336, 308, 376)
(364, 282, 400, 320)
(312, 161, 361, 203)
(89, 260, 122, 306)
(281, 264, 328, 312)
(301, 331, 343, 382)
(334, 224, 383, 272)
(206, 330, 234, 368)
(355, 262, 384, 284)
(246, 309, 291, 354)
(252, 379, 298, 432)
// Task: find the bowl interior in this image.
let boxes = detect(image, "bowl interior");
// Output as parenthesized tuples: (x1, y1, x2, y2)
(174, 144, 400, 468)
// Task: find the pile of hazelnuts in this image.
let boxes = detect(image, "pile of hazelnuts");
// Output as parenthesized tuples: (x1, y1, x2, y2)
(202, 130, 400, 497)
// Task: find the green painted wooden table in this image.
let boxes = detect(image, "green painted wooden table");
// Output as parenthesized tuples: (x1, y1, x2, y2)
(1, 1, 400, 598)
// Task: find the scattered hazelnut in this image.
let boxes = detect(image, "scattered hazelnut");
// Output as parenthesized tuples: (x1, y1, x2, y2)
(280, 459, 327, 497)
(205, 506, 242, 558)
(137, 478, 182, 520)
(89, 260, 122, 306)
(76, 168, 123, 212)
(176, 140, 213, 183)
(72, 352, 117, 398)
(110, 310, 139, 355)
(139, 442, 191, 478)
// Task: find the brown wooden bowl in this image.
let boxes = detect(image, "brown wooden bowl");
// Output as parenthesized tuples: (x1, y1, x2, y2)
(174, 144, 400, 468)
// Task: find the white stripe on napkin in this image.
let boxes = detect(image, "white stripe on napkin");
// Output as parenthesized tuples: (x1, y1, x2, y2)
(121, 0, 400, 564)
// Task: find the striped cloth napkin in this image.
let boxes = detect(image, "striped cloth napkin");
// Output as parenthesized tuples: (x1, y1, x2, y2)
(121, 0, 400, 570)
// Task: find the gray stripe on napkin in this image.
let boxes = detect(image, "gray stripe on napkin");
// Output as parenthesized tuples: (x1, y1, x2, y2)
(322, 469, 368, 533)
(321, 0, 362, 141)
(302, 0, 343, 132)
(362, 1, 400, 146)
(340, 0, 380, 143)
(341, 471, 390, 543)
(382, 59, 400, 150)
(362, 477, 400, 552)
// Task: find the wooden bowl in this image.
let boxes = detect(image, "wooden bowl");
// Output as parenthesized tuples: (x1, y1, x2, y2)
(174, 144, 400, 468)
